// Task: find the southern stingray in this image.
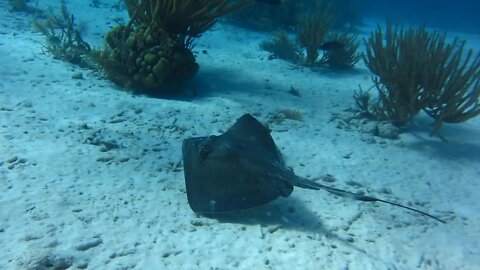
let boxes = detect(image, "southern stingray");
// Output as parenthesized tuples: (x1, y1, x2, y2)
(182, 114, 445, 223)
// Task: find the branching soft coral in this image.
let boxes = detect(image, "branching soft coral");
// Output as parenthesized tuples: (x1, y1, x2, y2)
(298, 4, 335, 65)
(33, 4, 91, 66)
(363, 22, 480, 137)
(261, 1, 360, 70)
(125, 0, 250, 43)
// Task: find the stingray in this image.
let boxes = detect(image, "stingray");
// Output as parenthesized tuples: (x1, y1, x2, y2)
(182, 114, 445, 223)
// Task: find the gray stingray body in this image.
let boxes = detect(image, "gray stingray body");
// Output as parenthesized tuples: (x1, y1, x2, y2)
(182, 114, 444, 223)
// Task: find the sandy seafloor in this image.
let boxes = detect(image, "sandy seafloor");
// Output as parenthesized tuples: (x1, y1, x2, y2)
(1, 1, 479, 270)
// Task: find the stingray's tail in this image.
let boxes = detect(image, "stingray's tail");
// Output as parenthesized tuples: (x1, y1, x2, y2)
(294, 176, 446, 223)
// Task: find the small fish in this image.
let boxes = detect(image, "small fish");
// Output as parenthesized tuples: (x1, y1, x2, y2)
(255, 0, 282, 5)
(319, 41, 344, 51)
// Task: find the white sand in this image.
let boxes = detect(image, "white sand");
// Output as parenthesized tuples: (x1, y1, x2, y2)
(1, 1, 479, 269)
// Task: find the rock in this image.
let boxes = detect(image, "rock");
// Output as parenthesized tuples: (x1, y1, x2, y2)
(7, 156, 18, 163)
(22, 101, 33, 108)
(190, 219, 208, 227)
(267, 225, 281, 233)
(321, 174, 337, 183)
(24, 234, 43, 241)
(379, 187, 393, 194)
(36, 254, 74, 270)
(108, 117, 126, 124)
(346, 180, 363, 188)
(78, 123, 91, 130)
(72, 72, 83, 80)
(96, 156, 114, 163)
(77, 261, 89, 269)
(118, 157, 130, 163)
(75, 238, 102, 251)
(362, 121, 379, 134)
(346, 236, 355, 243)
(376, 122, 400, 139)
(361, 134, 377, 144)
(46, 240, 60, 248)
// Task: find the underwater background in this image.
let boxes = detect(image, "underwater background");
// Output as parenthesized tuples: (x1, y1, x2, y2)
(0, 0, 479, 269)
(364, 0, 480, 33)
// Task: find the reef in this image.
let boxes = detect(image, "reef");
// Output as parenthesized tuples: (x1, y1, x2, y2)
(260, 32, 303, 64)
(361, 22, 480, 138)
(298, 4, 336, 66)
(91, 0, 249, 95)
(319, 32, 360, 70)
(260, 3, 360, 70)
(33, 5, 91, 67)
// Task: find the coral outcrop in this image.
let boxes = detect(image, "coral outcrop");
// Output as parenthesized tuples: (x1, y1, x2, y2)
(92, 0, 249, 95)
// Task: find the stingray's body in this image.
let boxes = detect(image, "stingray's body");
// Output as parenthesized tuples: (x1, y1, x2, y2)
(183, 113, 297, 213)
(182, 114, 444, 223)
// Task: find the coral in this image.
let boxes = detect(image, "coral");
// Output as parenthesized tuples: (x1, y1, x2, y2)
(91, 24, 195, 91)
(319, 32, 360, 69)
(364, 23, 438, 125)
(353, 86, 376, 119)
(33, 4, 91, 66)
(363, 22, 480, 137)
(125, 0, 248, 42)
(420, 39, 480, 136)
(260, 31, 302, 64)
(93, 0, 249, 95)
(261, 24, 360, 70)
(259, 0, 360, 70)
(298, 3, 335, 66)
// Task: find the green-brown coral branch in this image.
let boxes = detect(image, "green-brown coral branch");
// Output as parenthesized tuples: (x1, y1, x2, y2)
(298, 2, 335, 65)
(125, 0, 250, 37)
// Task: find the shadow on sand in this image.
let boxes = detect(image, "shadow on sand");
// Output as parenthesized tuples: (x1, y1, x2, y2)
(405, 118, 480, 162)
(200, 196, 367, 253)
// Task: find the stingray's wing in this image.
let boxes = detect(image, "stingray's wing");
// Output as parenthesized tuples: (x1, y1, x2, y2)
(222, 114, 283, 163)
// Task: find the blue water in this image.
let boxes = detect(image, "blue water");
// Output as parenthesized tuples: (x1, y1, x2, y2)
(1, 1, 479, 269)
(363, 0, 480, 33)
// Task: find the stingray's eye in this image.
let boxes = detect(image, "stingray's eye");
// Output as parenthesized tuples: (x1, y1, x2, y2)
(198, 136, 218, 158)
(199, 143, 211, 158)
